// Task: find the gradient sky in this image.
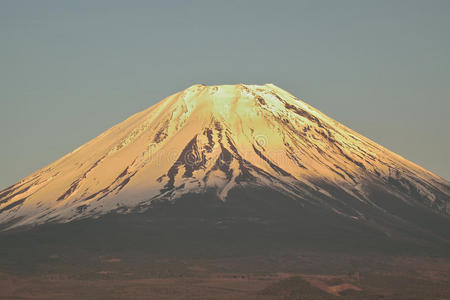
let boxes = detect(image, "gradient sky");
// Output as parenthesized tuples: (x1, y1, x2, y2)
(1, 0, 449, 189)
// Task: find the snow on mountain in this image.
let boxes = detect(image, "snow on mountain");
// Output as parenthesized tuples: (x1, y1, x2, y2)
(0, 84, 449, 230)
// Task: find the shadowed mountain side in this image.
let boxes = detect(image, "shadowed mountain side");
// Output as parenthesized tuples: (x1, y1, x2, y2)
(0, 186, 449, 275)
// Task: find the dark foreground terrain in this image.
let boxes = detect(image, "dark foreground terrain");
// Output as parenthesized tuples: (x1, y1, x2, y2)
(0, 255, 449, 299)
(1, 192, 449, 299)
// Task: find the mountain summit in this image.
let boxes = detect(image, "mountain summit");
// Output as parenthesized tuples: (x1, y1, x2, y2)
(1, 84, 449, 236)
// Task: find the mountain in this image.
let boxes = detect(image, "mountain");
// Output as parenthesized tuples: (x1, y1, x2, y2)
(0, 84, 449, 247)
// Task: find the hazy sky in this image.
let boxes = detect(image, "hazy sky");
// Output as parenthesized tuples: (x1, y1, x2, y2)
(1, 0, 449, 189)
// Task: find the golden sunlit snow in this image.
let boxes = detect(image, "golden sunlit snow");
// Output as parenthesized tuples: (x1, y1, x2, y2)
(0, 84, 449, 229)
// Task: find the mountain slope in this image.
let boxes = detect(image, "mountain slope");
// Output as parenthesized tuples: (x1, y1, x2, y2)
(0, 84, 449, 235)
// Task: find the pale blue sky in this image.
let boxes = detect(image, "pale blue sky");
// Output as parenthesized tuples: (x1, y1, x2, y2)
(1, 0, 449, 188)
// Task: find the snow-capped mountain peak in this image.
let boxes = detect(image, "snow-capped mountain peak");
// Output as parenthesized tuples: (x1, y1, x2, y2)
(1, 84, 449, 230)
